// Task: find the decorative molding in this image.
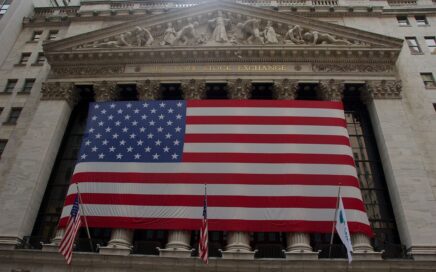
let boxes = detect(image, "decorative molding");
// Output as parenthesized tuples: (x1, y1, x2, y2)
(137, 80, 160, 100)
(313, 63, 394, 73)
(93, 81, 119, 102)
(51, 65, 125, 77)
(273, 79, 298, 100)
(228, 78, 251, 99)
(318, 79, 344, 101)
(181, 79, 206, 100)
(41, 82, 78, 106)
(364, 80, 402, 101)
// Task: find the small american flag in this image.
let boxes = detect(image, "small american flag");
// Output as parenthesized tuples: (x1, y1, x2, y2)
(59, 195, 81, 265)
(199, 185, 208, 264)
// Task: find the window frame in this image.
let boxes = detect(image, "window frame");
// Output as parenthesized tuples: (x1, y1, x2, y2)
(3, 79, 17, 93)
(47, 30, 59, 41)
(424, 36, 436, 54)
(5, 107, 22, 125)
(0, 139, 7, 158)
(33, 52, 45, 66)
(420, 73, 436, 89)
(21, 78, 35, 93)
(17, 52, 31, 66)
(405, 37, 422, 54)
(415, 15, 429, 26)
(396, 15, 410, 26)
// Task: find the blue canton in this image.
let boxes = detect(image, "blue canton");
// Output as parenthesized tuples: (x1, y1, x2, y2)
(79, 101, 186, 163)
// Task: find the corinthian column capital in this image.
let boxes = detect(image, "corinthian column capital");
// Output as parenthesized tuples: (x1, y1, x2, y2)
(318, 79, 345, 102)
(41, 82, 78, 106)
(93, 81, 118, 102)
(273, 79, 298, 100)
(137, 80, 160, 100)
(228, 79, 251, 99)
(363, 80, 402, 103)
(181, 79, 205, 100)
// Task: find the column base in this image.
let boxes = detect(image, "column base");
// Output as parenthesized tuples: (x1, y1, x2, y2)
(283, 250, 319, 260)
(408, 246, 436, 261)
(158, 247, 194, 258)
(0, 236, 22, 250)
(99, 245, 131, 256)
(352, 251, 383, 261)
(41, 243, 60, 252)
(220, 249, 258, 260)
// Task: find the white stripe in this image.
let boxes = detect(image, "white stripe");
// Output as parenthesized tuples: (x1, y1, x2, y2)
(73, 162, 357, 177)
(186, 124, 349, 136)
(66, 183, 363, 200)
(61, 204, 369, 225)
(184, 143, 353, 156)
(187, 107, 345, 119)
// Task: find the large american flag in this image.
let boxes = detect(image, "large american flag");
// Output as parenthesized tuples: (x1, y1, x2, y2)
(60, 100, 372, 236)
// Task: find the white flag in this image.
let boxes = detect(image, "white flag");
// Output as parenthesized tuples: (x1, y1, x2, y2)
(336, 195, 353, 263)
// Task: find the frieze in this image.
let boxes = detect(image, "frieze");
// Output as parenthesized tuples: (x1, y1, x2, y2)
(365, 80, 402, 100)
(52, 66, 125, 76)
(313, 63, 394, 73)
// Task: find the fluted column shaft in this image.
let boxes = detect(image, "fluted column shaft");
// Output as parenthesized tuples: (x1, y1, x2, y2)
(286, 232, 312, 252)
(225, 232, 251, 251)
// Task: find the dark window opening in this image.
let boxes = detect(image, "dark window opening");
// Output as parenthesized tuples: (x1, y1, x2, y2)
(5, 107, 22, 125)
(117, 84, 138, 101)
(47, 30, 59, 41)
(34, 52, 45, 65)
(31, 31, 43, 42)
(205, 83, 228, 99)
(396, 16, 409, 26)
(251, 83, 274, 100)
(191, 231, 226, 258)
(405, 37, 422, 54)
(21, 78, 35, 93)
(132, 230, 168, 255)
(160, 84, 183, 100)
(415, 15, 428, 26)
(4, 79, 17, 93)
(296, 83, 319, 100)
(0, 139, 7, 158)
(18, 53, 31, 65)
(253, 232, 285, 258)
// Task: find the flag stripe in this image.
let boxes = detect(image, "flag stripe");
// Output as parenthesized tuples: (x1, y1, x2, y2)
(64, 194, 366, 211)
(186, 99, 344, 109)
(184, 134, 351, 145)
(65, 183, 364, 199)
(182, 153, 355, 165)
(71, 173, 360, 187)
(58, 217, 372, 236)
(186, 116, 346, 127)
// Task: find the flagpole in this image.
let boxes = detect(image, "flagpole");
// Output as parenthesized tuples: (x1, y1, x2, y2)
(75, 183, 94, 252)
(328, 184, 341, 258)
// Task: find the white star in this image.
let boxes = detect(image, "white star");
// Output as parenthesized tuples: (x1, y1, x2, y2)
(120, 140, 126, 146)
(109, 146, 116, 152)
(155, 140, 162, 146)
(175, 127, 182, 132)
(176, 114, 182, 120)
(85, 140, 91, 146)
(171, 153, 179, 160)
(151, 108, 157, 114)
(134, 109, 140, 114)
(92, 146, 98, 152)
(98, 121, 104, 126)
(147, 133, 153, 139)
(173, 140, 180, 146)
(81, 153, 88, 160)
(141, 114, 147, 120)
(92, 116, 97, 121)
(102, 140, 108, 145)
(132, 121, 138, 126)
(145, 146, 151, 152)
(137, 140, 144, 146)
(98, 153, 105, 159)
(126, 103, 132, 108)
(94, 104, 100, 109)
(140, 127, 146, 132)
(168, 108, 174, 114)
(159, 102, 166, 108)
(108, 115, 114, 120)
(149, 120, 155, 126)
(177, 102, 182, 107)
(127, 146, 133, 152)
(110, 103, 116, 108)
(134, 153, 141, 159)
(122, 127, 128, 133)
(95, 133, 102, 139)
(165, 133, 172, 139)
(116, 153, 123, 159)
(163, 146, 170, 152)
(115, 121, 121, 126)
(105, 127, 111, 133)
(101, 109, 107, 114)
(112, 133, 119, 139)
(167, 120, 173, 126)
(130, 133, 136, 139)
(142, 102, 149, 108)
(117, 109, 123, 114)
(158, 114, 165, 120)
(124, 115, 131, 120)
(157, 127, 164, 132)
(89, 128, 95, 133)
(153, 153, 160, 160)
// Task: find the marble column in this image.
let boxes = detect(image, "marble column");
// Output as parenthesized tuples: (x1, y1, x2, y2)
(284, 232, 319, 260)
(0, 82, 77, 250)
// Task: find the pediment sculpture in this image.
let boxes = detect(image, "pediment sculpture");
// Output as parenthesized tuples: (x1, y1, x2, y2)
(77, 10, 368, 49)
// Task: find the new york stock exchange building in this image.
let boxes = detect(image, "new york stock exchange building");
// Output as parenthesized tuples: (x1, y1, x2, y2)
(0, 0, 436, 271)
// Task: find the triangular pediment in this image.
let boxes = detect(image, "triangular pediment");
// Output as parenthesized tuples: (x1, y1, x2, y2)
(44, 0, 403, 67)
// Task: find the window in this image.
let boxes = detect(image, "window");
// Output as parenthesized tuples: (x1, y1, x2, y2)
(34, 52, 45, 65)
(47, 30, 58, 41)
(5, 107, 22, 125)
(31, 31, 43, 42)
(251, 83, 274, 100)
(0, 107, 3, 115)
(160, 84, 183, 100)
(4, 79, 17, 93)
(415, 15, 428, 26)
(0, 0, 11, 16)
(21, 79, 35, 93)
(18, 52, 31, 65)
(433, 104, 436, 112)
(205, 83, 228, 99)
(396, 16, 410, 26)
(0, 140, 7, 158)
(421, 73, 436, 88)
(425, 37, 436, 54)
(405, 37, 422, 54)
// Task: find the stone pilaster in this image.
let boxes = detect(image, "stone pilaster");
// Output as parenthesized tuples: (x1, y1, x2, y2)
(228, 79, 251, 99)
(158, 230, 193, 257)
(363, 80, 402, 103)
(221, 232, 256, 260)
(0, 82, 77, 249)
(273, 79, 298, 100)
(93, 81, 118, 102)
(181, 79, 205, 100)
(318, 79, 344, 101)
(137, 80, 160, 100)
(284, 232, 319, 260)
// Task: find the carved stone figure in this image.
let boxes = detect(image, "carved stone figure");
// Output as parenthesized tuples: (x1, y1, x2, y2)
(173, 21, 200, 46)
(160, 23, 176, 45)
(83, 26, 153, 48)
(284, 25, 304, 44)
(208, 11, 230, 43)
(303, 31, 352, 45)
(236, 18, 264, 44)
(263, 21, 278, 44)
(132, 26, 154, 47)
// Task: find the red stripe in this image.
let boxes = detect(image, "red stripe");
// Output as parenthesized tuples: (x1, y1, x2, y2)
(64, 194, 366, 211)
(184, 134, 351, 145)
(58, 217, 372, 236)
(182, 153, 355, 165)
(187, 100, 344, 110)
(72, 173, 360, 187)
(186, 116, 346, 127)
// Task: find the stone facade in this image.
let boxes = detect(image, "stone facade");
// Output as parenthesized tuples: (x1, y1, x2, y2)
(0, 0, 436, 271)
